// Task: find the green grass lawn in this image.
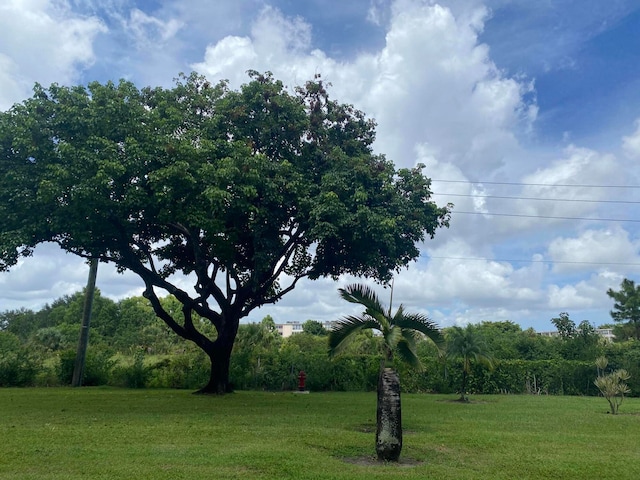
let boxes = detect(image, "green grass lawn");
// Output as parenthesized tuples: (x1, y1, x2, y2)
(1, 388, 639, 479)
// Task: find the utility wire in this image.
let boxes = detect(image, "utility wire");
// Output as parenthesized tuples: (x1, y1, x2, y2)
(432, 179, 640, 189)
(434, 192, 640, 205)
(426, 255, 640, 267)
(452, 211, 640, 223)
(426, 181, 640, 268)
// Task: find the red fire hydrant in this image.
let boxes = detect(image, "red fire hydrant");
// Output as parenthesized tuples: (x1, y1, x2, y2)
(298, 370, 306, 392)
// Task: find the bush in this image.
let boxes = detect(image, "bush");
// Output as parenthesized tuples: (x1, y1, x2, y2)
(0, 331, 21, 353)
(146, 350, 209, 389)
(0, 350, 39, 386)
(110, 349, 152, 388)
(34, 363, 61, 387)
(57, 348, 115, 386)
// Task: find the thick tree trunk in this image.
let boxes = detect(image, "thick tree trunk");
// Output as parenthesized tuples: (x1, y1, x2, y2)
(376, 367, 402, 462)
(196, 345, 233, 394)
(195, 319, 239, 395)
(143, 285, 242, 395)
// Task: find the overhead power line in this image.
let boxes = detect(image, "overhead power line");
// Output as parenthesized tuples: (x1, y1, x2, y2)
(434, 192, 640, 205)
(432, 179, 640, 189)
(426, 255, 640, 267)
(452, 211, 640, 223)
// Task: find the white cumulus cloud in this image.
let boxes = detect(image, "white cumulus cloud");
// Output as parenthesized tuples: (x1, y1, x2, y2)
(0, 0, 105, 109)
(547, 228, 640, 273)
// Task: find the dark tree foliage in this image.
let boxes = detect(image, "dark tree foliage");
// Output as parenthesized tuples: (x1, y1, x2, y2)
(607, 278, 640, 340)
(551, 312, 576, 340)
(550, 312, 601, 361)
(0, 72, 450, 393)
(302, 319, 327, 336)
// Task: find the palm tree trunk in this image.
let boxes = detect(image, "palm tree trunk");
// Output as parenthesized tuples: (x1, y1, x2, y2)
(459, 369, 468, 401)
(376, 367, 402, 461)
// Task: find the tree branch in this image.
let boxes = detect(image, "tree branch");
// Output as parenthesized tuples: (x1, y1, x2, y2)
(143, 284, 188, 339)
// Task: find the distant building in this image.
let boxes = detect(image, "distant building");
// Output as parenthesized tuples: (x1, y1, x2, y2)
(276, 321, 304, 338)
(275, 320, 337, 338)
(537, 330, 558, 338)
(537, 328, 615, 341)
(595, 328, 615, 341)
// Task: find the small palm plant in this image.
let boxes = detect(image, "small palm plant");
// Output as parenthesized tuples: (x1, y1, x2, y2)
(328, 283, 443, 462)
(594, 356, 631, 415)
(445, 326, 494, 402)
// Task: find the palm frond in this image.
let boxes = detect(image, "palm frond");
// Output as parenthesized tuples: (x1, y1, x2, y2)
(392, 304, 405, 321)
(393, 312, 444, 347)
(385, 325, 403, 351)
(396, 335, 422, 370)
(472, 351, 495, 370)
(338, 284, 385, 317)
(400, 329, 422, 348)
(328, 315, 380, 358)
(446, 326, 494, 369)
(331, 282, 444, 372)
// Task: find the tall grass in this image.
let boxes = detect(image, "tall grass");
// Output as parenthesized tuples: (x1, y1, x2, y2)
(0, 389, 638, 479)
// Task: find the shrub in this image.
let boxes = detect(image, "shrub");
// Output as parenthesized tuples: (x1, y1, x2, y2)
(110, 348, 151, 388)
(34, 364, 61, 387)
(146, 350, 209, 389)
(0, 350, 39, 386)
(594, 357, 631, 414)
(0, 331, 21, 353)
(57, 348, 115, 386)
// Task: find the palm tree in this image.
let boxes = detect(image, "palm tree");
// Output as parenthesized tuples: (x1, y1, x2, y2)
(445, 326, 494, 402)
(328, 283, 443, 462)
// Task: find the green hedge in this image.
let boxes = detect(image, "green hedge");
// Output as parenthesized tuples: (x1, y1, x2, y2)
(0, 334, 635, 396)
(397, 358, 599, 396)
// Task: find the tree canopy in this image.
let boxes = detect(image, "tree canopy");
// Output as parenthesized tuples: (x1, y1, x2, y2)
(0, 71, 450, 393)
(607, 279, 640, 340)
(302, 319, 327, 336)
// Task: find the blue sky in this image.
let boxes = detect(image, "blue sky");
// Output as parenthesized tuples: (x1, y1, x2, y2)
(1, 0, 639, 331)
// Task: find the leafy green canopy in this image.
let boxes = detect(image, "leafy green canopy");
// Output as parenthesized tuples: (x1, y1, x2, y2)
(0, 71, 450, 336)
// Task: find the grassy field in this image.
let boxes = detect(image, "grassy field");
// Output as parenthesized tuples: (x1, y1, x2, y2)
(1, 388, 639, 479)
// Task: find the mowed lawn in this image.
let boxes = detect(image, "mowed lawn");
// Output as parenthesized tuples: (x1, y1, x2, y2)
(1, 388, 639, 479)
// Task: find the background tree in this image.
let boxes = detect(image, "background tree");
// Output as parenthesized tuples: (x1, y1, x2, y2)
(445, 325, 494, 402)
(114, 296, 174, 353)
(302, 319, 327, 336)
(550, 313, 602, 361)
(607, 279, 640, 340)
(1, 308, 40, 342)
(551, 312, 576, 339)
(328, 283, 443, 462)
(0, 72, 451, 394)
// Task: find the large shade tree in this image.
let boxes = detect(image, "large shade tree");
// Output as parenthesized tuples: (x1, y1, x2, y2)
(0, 72, 450, 394)
(329, 283, 443, 462)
